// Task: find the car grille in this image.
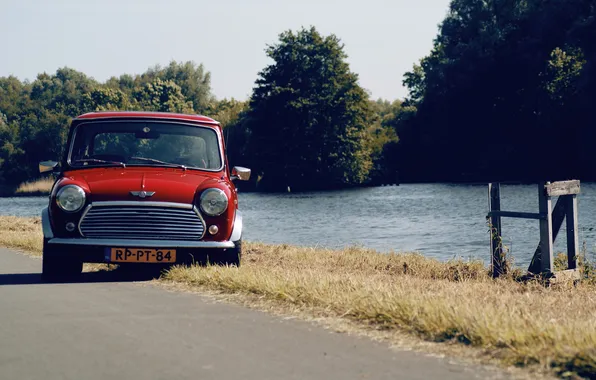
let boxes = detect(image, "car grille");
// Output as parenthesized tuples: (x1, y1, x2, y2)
(79, 203, 205, 240)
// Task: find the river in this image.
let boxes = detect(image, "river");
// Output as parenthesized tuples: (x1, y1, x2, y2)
(2, 183, 596, 267)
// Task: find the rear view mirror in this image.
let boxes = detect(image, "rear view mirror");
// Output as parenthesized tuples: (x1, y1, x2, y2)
(39, 161, 58, 174)
(135, 131, 161, 139)
(231, 166, 251, 181)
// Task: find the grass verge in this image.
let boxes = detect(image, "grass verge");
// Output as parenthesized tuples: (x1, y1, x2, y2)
(1, 216, 595, 378)
(0, 216, 107, 272)
(0, 216, 43, 253)
(14, 178, 54, 196)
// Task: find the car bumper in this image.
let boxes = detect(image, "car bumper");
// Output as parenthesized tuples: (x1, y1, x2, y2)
(42, 206, 241, 264)
(45, 239, 236, 264)
(46, 238, 235, 249)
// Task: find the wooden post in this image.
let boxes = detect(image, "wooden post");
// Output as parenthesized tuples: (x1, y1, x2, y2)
(489, 180, 580, 279)
(528, 196, 566, 274)
(538, 182, 554, 273)
(488, 183, 505, 277)
(566, 194, 579, 270)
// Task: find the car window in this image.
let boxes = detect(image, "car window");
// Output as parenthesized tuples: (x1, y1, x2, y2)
(70, 121, 222, 170)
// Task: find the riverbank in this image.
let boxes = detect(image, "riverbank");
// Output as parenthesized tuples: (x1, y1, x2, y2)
(0, 178, 53, 197)
(1, 215, 595, 378)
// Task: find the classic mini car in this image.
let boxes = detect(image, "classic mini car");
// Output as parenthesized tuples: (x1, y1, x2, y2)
(38, 111, 250, 281)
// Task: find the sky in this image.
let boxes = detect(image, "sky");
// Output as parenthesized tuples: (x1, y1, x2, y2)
(0, 0, 451, 102)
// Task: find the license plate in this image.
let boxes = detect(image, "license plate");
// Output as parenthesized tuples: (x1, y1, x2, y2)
(107, 248, 176, 263)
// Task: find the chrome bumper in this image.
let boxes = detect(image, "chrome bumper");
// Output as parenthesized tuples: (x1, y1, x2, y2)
(46, 238, 235, 249)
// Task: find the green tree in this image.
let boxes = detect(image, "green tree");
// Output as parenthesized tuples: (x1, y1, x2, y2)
(204, 98, 251, 169)
(105, 74, 136, 99)
(0, 62, 217, 187)
(206, 98, 247, 128)
(0, 112, 12, 170)
(137, 61, 213, 112)
(132, 79, 194, 113)
(393, 0, 596, 182)
(542, 46, 586, 106)
(30, 68, 98, 117)
(244, 26, 373, 191)
(2, 110, 70, 184)
(0, 76, 32, 121)
(365, 99, 400, 184)
(82, 87, 129, 112)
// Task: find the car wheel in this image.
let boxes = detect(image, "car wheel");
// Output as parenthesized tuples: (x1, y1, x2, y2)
(210, 240, 241, 267)
(41, 241, 83, 282)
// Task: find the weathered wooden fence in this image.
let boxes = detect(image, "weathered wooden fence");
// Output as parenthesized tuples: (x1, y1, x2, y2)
(487, 180, 581, 280)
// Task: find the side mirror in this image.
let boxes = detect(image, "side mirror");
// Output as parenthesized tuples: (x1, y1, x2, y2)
(231, 166, 251, 181)
(39, 161, 58, 174)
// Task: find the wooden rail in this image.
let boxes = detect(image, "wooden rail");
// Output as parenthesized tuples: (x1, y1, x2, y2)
(488, 210, 545, 220)
(487, 180, 581, 279)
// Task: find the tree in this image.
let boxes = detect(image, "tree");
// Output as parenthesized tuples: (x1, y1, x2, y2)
(132, 79, 194, 113)
(0, 62, 216, 187)
(542, 46, 586, 106)
(105, 74, 135, 95)
(137, 61, 213, 112)
(243, 26, 373, 191)
(0, 112, 12, 170)
(206, 98, 247, 128)
(1, 110, 70, 184)
(82, 87, 129, 112)
(0, 76, 32, 121)
(30, 68, 98, 117)
(365, 99, 401, 184)
(393, 0, 596, 183)
(204, 98, 251, 169)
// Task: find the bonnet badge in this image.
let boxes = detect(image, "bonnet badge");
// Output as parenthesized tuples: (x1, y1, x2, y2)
(130, 191, 155, 199)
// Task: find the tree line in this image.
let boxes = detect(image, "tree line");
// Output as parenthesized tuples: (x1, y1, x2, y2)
(397, 0, 596, 183)
(0, 27, 403, 192)
(3, 0, 596, 192)
(0, 62, 215, 188)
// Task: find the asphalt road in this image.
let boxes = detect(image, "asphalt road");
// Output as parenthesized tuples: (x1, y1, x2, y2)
(0, 248, 510, 380)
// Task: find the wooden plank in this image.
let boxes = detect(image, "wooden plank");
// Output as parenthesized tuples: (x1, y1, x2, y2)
(487, 211, 544, 220)
(488, 183, 505, 277)
(538, 182, 554, 273)
(545, 180, 580, 197)
(528, 196, 567, 274)
(566, 195, 579, 270)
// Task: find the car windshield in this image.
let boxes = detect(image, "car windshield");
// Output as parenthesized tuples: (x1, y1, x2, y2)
(69, 121, 222, 170)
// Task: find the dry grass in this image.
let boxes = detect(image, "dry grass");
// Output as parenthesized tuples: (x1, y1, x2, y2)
(1, 216, 595, 378)
(164, 244, 596, 378)
(0, 216, 43, 254)
(15, 178, 54, 196)
(0, 216, 107, 274)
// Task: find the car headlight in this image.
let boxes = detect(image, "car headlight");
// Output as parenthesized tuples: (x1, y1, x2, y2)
(200, 188, 228, 216)
(56, 185, 86, 212)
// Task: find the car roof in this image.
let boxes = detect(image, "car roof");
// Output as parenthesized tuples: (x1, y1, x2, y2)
(74, 111, 220, 125)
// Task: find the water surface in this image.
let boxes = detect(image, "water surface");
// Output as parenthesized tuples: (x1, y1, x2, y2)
(2, 184, 595, 267)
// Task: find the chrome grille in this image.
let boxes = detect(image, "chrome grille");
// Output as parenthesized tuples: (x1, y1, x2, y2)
(79, 203, 205, 240)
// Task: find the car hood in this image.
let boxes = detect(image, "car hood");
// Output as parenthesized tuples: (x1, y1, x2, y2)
(63, 167, 223, 204)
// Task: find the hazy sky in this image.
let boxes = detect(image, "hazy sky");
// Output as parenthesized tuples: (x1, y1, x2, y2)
(0, 0, 450, 101)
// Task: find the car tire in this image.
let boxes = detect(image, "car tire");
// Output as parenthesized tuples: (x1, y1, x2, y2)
(41, 241, 83, 282)
(210, 240, 241, 267)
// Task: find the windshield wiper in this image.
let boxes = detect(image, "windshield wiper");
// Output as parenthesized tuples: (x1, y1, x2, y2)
(129, 156, 187, 170)
(73, 158, 126, 167)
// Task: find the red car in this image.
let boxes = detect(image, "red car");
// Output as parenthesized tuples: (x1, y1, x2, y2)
(39, 111, 250, 281)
